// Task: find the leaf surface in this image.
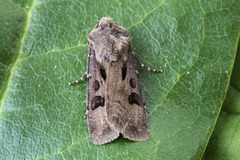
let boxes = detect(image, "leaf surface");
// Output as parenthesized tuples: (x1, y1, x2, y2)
(0, 0, 240, 159)
(204, 41, 240, 160)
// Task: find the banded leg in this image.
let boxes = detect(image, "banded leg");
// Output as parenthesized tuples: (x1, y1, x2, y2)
(69, 71, 87, 86)
(135, 56, 163, 73)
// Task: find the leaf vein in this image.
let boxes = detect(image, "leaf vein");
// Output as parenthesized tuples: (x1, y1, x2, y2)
(0, 0, 36, 111)
(149, 14, 206, 115)
(127, 0, 167, 29)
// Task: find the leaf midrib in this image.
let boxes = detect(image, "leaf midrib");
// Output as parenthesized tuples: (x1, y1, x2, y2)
(0, 0, 35, 110)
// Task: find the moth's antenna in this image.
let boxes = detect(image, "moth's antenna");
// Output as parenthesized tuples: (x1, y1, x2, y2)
(69, 72, 87, 86)
(134, 55, 163, 73)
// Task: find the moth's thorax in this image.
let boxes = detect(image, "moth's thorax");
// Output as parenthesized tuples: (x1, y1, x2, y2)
(88, 17, 130, 63)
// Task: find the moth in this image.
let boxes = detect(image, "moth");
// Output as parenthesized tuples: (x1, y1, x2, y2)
(69, 17, 162, 145)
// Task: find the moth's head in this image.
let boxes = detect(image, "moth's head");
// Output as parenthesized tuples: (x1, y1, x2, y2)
(88, 17, 130, 63)
(96, 17, 115, 29)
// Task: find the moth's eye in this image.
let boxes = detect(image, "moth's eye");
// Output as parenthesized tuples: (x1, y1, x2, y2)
(91, 96, 105, 110)
(93, 80, 100, 91)
(100, 69, 106, 81)
(109, 23, 113, 28)
(130, 78, 136, 88)
(128, 93, 142, 106)
(122, 67, 127, 80)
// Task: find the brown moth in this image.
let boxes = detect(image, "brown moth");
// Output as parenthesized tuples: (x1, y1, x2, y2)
(69, 17, 162, 145)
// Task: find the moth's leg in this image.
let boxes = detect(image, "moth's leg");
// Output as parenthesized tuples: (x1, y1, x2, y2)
(94, 21, 100, 28)
(69, 71, 87, 86)
(134, 55, 163, 73)
(84, 110, 88, 119)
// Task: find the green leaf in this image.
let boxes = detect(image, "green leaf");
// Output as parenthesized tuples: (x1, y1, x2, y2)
(204, 42, 240, 159)
(0, 0, 26, 98)
(1, 0, 240, 159)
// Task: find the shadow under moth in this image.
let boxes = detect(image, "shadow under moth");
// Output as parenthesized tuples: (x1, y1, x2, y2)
(69, 17, 162, 145)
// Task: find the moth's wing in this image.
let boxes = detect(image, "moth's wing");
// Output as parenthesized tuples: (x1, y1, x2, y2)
(87, 47, 119, 145)
(105, 48, 149, 141)
(122, 50, 149, 141)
